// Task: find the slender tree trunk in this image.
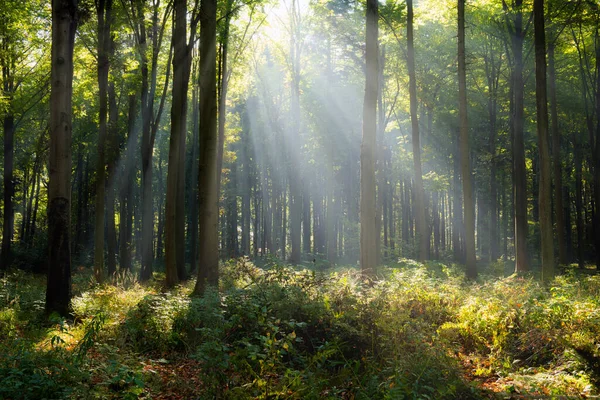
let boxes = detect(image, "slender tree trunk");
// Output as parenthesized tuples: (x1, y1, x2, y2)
(512, 0, 528, 273)
(360, 0, 378, 277)
(534, 0, 555, 280)
(548, 41, 565, 265)
(406, 0, 427, 262)
(303, 183, 311, 254)
(93, 0, 112, 283)
(119, 95, 137, 272)
(166, 0, 193, 287)
(194, 0, 219, 295)
(1, 114, 14, 270)
(47, 0, 77, 316)
(573, 132, 584, 269)
(594, 25, 600, 271)
(106, 81, 118, 277)
(458, 0, 476, 278)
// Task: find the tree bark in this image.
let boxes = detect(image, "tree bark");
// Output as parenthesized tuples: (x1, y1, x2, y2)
(119, 94, 137, 272)
(406, 0, 427, 262)
(458, 0, 476, 279)
(194, 0, 219, 295)
(534, 0, 555, 281)
(47, 0, 77, 317)
(511, 0, 529, 273)
(166, 0, 193, 287)
(547, 40, 565, 265)
(360, 0, 378, 277)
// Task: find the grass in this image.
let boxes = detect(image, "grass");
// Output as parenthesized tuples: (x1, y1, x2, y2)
(1, 258, 599, 399)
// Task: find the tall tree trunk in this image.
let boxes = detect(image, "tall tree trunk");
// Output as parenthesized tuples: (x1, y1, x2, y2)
(573, 132, 584, 269)
(511, 0, 529, 273)
(360, 0, 378, 277)
(534, 0, 554, 280)
(0, 24, 15, 271)
(119, 94, 137, 272)
(594, 23, 600, 271)
(1, 114, 14, 270)
(484, 41, 500, 261)
(188, 61, 200, 271)
(47, 0, 77, 317)
(106, 81, 118, 277)
(452, 132, 463, 262)
(166, 0, 193, 287)
(458, 0, 476, 278)
(406, 0, 427, 262)
(93, 0, 112, 283)
(303, 183, 311, 254)
(288, 0, 302, 264)
(194, 0, 219, 295)
(548, 40, 565, 265)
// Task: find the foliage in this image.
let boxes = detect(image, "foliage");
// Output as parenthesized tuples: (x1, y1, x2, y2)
(2, 262, 600, 398)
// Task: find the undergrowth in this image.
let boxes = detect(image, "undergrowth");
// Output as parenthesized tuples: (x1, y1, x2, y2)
(0, 260, 599, 398)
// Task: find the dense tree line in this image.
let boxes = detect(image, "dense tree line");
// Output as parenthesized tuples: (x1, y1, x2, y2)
(0, 0, 599, 315)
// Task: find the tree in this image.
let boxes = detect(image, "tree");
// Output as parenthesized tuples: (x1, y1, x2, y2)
(406, 0, 427, 262)
(165, 0, 198, 287)
(194, 0, 219, 295)
(93, 0, 112, 283)
(534, 0, 554, 281)
(503, 0, 529, 274)
(360, 0, 378, 278)
(458, 0, 476, 279)
(46, 0, 77, 316)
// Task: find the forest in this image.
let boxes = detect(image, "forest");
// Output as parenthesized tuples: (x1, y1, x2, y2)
(1, 0, 600, 398)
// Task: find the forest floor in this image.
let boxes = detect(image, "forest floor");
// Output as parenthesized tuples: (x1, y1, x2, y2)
(1, 257, 599, 399)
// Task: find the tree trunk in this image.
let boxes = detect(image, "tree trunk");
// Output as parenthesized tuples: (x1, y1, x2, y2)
(119, 94, 137, 272)
(548, 40, 565, 265)
(47, 0, 77, 317)
(573, 132, 584, 269)
(1, 114, 14, 270)
(360, 0, 378, 277)
(106, 81, 118, 277)
(406, 0, 427, 262)
(166, 0, 193, 287)
(511, 0, 528, 273)
(194, 0, 219, 295)
(93, 0, 112, 283)
(533, 0, 555, 281)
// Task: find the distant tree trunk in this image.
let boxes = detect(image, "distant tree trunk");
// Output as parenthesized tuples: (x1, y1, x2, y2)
(547, 41, 565, 265)
(511, 0, 529, 273)
(194, 0, 219, 295)
(452, 132, 463, 262)
(484, 41, 500, 261)
(360, 0, 378, 277)
(303, 183, 311, 254)
(47, 0, 77, 317)
(289, 0, 302, 264)
(93, 0, 112, 283)
(533, 0, 554, 281)
(1, 114, 14, 271)
(106, 81, 118, 277)
(119, 94, 137, 272)
(406, 0, 427, 262)
(573, 131, 584, 269)
(240, 126, 251, 256)
(135, 1, 171, 281)
(458, 0, 476, 277)
(433, 191, 440, 259)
